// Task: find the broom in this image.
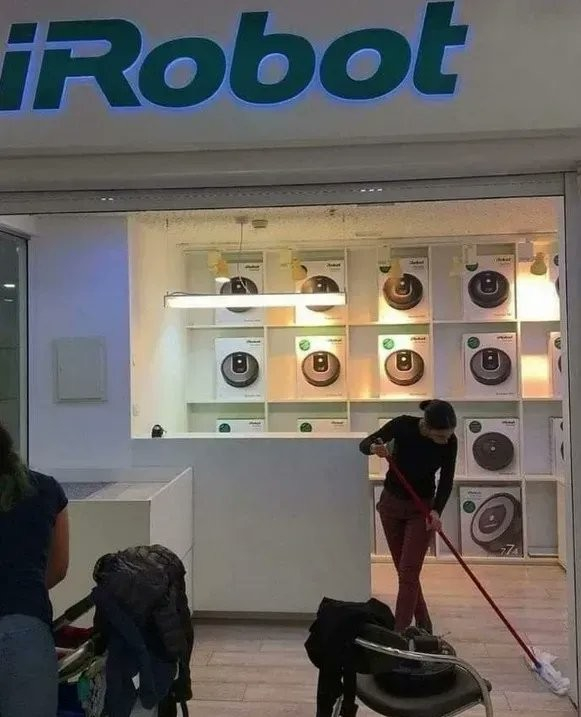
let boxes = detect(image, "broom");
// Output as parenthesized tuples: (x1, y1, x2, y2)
(376, 442, 570, 696)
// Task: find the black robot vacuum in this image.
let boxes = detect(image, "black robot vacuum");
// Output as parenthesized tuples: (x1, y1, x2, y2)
(470, 493, 522, 555)
(220, 276, 258, 313)
(301, 351, 341, 387)
(300, 274, 340, 312)
(220, 351, 260, 388)
(467, 270, 510, 309)
(472, 432, 514, 471)
(470, 348, 512, 386)
(382, 273, 424, 311)
(384, 350, 425, 387)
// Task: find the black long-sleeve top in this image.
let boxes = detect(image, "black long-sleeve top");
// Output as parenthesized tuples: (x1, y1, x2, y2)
(359, 415, 457, 515)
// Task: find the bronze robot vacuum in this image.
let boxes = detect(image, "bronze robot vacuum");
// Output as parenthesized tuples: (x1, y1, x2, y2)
(301, 351, 341, 387)
(470, 493, 522, 554)
(472, 432, 514, 471)
(467, 270, 510, 309)
(470, 348, 512, 386)
(300, 274, 340, 312)
(220, 351, 260, 388)
(220, 276, 258, 313)
(384, 350, 425, 387)
(382, 273, 424, 311)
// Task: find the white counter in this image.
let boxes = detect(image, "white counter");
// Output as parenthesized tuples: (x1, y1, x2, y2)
(132, 436, 370, 615)
(49, 467, 193, 623)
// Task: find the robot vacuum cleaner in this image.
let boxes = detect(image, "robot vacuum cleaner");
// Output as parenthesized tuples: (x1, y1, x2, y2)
(470, 493, 522, 554)
(220, 276, 258, 313)
(472, 432, 514, 472)
(467, 270, 510, 309)
(301, 351, 341, 387)
(470, 348, 512, 386)
(382, 273, 424, 311)
(384, 350, 425, 387)
(220, 351, 260, 388)
(300, 274, 340, 312)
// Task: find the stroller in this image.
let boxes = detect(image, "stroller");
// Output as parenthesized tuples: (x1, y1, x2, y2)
(54, 545, 193, 717)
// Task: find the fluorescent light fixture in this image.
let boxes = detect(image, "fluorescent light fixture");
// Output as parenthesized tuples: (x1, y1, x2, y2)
(2, 283, 15, 289)
(165, 291, 346, 309)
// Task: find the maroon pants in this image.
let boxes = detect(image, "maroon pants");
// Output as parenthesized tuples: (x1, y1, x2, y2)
(377, 490, 432, 632)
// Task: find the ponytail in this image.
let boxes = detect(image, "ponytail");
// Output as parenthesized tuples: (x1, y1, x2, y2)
(419, 399, 457, 430)
(0, 423, 32, 512)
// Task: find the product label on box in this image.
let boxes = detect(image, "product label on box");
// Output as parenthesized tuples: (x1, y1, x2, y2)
(298, 418, 347, 433)
(217, 419, 265, 433)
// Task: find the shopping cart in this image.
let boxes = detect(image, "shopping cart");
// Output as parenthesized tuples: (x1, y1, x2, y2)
(54, 595, 160, 717)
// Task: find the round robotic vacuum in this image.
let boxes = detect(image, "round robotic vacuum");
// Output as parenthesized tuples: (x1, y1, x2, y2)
(382, 273, 424, 311)
(470, 348, 512, 386)
(300, 275, 340, 312)
(301, 351, 341, 387)
(220, 276, 258, 313)
(470, 493, 522, 554)
(472, 432, 514, 471)
(384, 350, 425, 387)
(220, 351, 260, 388)
(467, 270, 510, 309)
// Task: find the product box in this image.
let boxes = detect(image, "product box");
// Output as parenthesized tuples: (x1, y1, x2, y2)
(465, 418, 520, 477)
(378, 334, 431, 399)
(459, 485, 523, 558)
(549, 253, 560, 299)
(215, 262, 264, 325)
(377, 257, 430, 324)
(214, 337, 265, 401)
(295, 335, 346, 399)
(549, 331, 562, 398)
(462, 254, 515, 321)
(297, 418, 348, 434)
(462, 333, 518, 398)
(550, 417, 565, 477)
(216, 419, 265, 433)
(295, 260, 345, 325)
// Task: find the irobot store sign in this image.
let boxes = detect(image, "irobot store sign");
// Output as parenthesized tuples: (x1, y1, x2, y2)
(0, 1, 468, 113)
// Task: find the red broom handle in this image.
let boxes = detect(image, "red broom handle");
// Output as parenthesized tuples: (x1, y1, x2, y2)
(384, 454, 540, 667)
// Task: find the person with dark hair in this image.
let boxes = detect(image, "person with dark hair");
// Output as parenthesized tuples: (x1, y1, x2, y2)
(0, 422, 69, 717)
(359, 399, 458, 634)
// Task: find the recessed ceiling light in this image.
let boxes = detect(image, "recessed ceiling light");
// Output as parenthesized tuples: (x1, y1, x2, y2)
(3, 283, 15, 289)
(100, 197, 115, 202)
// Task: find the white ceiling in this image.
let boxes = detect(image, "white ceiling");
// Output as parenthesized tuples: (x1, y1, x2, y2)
(132, 197, 560, 251)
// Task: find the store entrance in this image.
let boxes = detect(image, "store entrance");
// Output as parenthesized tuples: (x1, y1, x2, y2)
(125, 194, 573, 712)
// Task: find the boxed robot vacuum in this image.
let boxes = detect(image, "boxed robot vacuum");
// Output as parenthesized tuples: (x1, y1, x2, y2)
(377, 256, 430, 324)
(295, 260, 345, 325)
(465, 418, 520, 477)
(297, 418, 348, 433)
(459, 484, 523, 558)
(550, 417, 565, 477)
(462, 254, 515, 321)
(462, 333, 518, 398)
(214, 337, 265, 401)
(295, 335, 346, 399)
(216, 419, 265, 433)
(549, 331, 562, 398)
(378, 334, 431, 399)
(215, 262, 264, 325)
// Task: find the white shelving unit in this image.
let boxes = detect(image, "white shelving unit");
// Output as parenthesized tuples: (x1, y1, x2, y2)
(179, 239, 563, 565)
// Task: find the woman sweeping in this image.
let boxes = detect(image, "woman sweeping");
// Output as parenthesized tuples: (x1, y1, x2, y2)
(360, 399, 457, 634)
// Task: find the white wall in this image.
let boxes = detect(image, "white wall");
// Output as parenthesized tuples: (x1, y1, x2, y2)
(28, 215, 132, 468)
(129, 219, 187, 435)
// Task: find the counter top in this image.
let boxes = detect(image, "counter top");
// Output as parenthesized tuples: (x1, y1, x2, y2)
(133, 432, 367, 440)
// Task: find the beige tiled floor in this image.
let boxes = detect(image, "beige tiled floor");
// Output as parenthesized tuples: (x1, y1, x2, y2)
(190, 563, 575, 715)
